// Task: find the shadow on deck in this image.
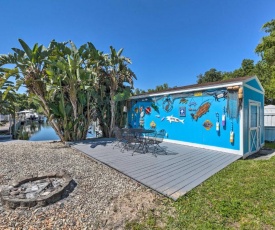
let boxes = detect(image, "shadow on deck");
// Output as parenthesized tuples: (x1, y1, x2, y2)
(71, 138, 241, 200)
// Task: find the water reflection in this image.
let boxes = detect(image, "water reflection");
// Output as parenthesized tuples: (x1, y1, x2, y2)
(17, 120, 60, 141)
(17, 119, 95, 141)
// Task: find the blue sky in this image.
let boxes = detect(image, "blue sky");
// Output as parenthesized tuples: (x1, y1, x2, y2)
(1, 0, 275, 93)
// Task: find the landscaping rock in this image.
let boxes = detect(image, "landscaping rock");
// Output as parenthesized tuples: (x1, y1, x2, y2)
(0, 141, 168, 229)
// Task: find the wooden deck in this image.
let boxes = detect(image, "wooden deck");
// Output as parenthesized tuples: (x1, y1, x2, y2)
(72, 139, 241, 200)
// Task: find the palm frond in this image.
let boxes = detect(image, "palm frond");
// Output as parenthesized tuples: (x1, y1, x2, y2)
(117, 48, 124, 56)
(0, 54, 17, 66)
(19, 39, 33, 60)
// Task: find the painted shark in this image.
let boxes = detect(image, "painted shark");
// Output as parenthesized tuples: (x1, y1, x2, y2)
(166, 115, 184, 124)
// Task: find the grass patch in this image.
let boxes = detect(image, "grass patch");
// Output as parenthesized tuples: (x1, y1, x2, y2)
(128, 156, 275, 229)
(125, 210, 160, 230)
(264, 141, 275, 149)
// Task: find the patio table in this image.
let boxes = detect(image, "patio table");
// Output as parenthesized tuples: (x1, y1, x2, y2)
(124, 129, 155, 154)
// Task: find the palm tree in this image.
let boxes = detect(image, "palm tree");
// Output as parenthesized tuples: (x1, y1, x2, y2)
(99, 46, 136, 137)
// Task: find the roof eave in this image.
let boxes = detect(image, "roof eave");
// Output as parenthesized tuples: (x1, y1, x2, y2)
(131, 79, 247, 100)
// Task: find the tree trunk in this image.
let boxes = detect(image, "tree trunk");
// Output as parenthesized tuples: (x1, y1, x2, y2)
(109, 91, 116, 138)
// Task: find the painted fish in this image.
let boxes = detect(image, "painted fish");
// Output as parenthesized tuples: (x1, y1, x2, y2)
(180, 98, 188, 104)
(150, 120, 156, 129)
(145, 107, 151, 114)
(161, 117, 165, 121)
(134, 107, 139, 113)
(191, 102, 211, 121)
(203, 120, 213, 130)
(155, 115, 160, 118)
(166, 115, 184, 124)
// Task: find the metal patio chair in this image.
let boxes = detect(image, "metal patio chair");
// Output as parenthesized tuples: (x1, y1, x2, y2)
(112, 127, 125, 149)
(122, 129, 137, 152)
(150, 129, 167, 156)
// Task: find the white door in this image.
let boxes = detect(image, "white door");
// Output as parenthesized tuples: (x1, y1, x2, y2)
(249, 101, 261, 153)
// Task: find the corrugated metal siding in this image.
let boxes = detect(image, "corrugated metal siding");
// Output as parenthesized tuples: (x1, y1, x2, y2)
(264, 105, 275, 126)
(264, 116, 275, 126)
(265, 127, 275, 141)
(264, 105, 275, 141)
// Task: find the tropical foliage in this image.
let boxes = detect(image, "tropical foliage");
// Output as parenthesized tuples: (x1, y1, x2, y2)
(0, 91, 38, 118)
(133, 83, 170, 95)
(0, 80, 17, 116)
(197, 68, 223, 84)
(255, 19, 275, 102)
(0, 39, 135, 141)
(255, 19, 275, 66)
(98, 46, 135, 136)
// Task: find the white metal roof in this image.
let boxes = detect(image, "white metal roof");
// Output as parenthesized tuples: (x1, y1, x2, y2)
(131, 76, 260, 100)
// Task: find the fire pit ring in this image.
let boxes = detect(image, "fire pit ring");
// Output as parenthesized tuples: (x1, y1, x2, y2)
(0, 170, 75, 209)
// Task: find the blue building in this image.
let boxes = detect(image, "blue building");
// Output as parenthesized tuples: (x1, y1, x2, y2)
(128, 76, 264, 158)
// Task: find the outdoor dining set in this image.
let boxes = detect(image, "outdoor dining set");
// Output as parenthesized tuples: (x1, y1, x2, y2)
(113, 127, 167, 156)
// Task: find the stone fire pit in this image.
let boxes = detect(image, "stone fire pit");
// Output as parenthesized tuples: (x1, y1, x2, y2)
(0, 170, 74, 209)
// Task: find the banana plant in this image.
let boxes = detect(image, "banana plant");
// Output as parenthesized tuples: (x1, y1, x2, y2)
(0, 39, 62, 135)
(99, 46, 136, 137)
(0, 79, 17, 115)
(0, 39, 101, 141)
(40, 40, 101, 141)
(0, 39, 136, 141)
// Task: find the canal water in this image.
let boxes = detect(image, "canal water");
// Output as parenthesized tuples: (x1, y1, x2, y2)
(17, 119, 95, 141)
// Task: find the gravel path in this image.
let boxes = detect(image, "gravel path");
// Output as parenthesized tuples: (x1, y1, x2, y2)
(0, 141, 170, 229)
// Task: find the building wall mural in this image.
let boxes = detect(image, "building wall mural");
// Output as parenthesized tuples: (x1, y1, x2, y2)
(129, 87, 241, 151)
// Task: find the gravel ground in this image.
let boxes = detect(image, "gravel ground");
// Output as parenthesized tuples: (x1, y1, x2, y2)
(0, 141, 171, 229)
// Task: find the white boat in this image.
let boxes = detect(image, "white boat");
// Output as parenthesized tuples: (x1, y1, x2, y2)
(17, 110, 39, 121)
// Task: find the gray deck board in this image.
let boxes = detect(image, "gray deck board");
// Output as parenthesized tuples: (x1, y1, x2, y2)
(168, 155, 241, 199)
(134, 153, 229, 195)
(126, 149, 221, 176)
(154, 154, 234, 193)
(72, 139, 241, 200)
(123, 148, 205, 174)
(134, 150, 224, 183)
